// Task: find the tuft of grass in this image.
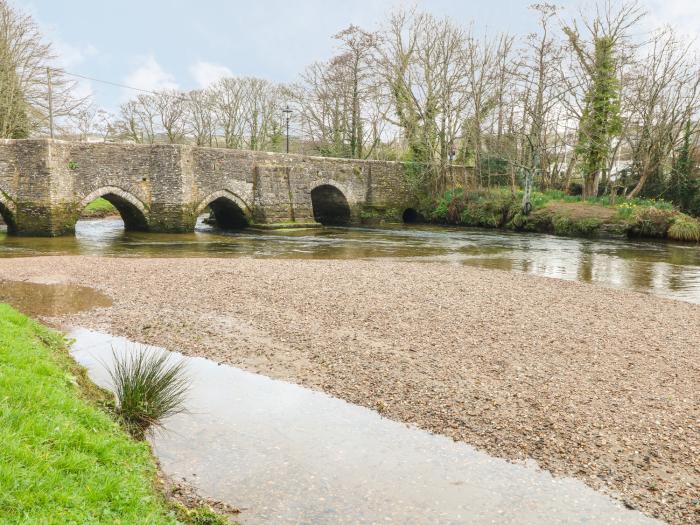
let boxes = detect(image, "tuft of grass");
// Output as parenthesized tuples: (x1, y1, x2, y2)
(668, 214, 700, 242)
(0, 303, 179, 524)
(175, 504, 230, 525)
(109, 347, 190, 439)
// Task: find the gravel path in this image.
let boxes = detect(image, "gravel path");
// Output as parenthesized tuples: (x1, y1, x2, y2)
(1, 256, 698, 524)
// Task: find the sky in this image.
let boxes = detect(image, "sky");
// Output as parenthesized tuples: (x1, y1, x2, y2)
(13, 0, 700, 111)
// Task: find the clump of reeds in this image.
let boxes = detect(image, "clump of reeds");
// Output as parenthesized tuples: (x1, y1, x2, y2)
(108, 347, 190, 439)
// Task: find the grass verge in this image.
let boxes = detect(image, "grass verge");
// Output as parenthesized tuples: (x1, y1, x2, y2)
(0, 304, 231, 524)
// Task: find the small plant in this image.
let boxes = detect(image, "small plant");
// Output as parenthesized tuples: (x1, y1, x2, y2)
(175, 504, 230, 525)
(67, 160, 79, 170)
(108, 347, 190, 439)
(668, 214, 700, 242)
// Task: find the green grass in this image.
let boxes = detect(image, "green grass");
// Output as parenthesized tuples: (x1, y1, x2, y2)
(668, 214, 700, 242)
(0, 304, 179, 524)
(82, 198, 117, 218)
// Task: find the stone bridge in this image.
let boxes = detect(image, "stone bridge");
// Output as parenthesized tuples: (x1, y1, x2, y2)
(0, 139, 458, 236)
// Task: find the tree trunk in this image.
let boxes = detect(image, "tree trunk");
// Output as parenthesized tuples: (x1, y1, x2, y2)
(627, 167, 650, 198)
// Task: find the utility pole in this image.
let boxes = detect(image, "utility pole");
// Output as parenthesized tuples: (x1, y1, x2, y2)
(283, 105, 292, 154)
(47, 67, 54, 139)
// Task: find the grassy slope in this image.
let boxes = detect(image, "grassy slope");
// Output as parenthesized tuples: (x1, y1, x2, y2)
(0, 304, 177, 525)
(82, 198, 118, 218)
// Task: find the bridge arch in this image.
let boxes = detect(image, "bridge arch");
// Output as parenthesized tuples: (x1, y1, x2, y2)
(196, 190, 252, 229)
(402, 207, 423, 224)
(310, 183, 352, 226)
(0, 192, 17, 234)
(79, 186, 149, 231)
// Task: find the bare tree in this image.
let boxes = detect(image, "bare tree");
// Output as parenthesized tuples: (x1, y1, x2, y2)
(186, 89, 216, 147)
(211, 77, 247, 148)
(0, 0, 87, 137)
(242, 77, 281, 151)
(115, 96, 157, 144)
(623, 28, 700, 197)
(375, 9, 476, 193)
(152, 90, 186, 144)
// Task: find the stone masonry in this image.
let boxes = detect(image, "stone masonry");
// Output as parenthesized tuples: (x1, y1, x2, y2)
(0, 139, 471, 236)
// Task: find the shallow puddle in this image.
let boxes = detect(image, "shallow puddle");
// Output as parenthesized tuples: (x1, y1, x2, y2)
(0, 280, 112, 317)
(70, 328, 658, 525)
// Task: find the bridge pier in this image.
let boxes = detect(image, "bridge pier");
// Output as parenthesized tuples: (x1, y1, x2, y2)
(0, 139, 441, 237)
(12, 202, 79, 237)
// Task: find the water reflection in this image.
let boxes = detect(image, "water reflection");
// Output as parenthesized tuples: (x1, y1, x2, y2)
(1, 218, 700, 304)
(70, 328, 659, 525)
(0, 279, 112, 316)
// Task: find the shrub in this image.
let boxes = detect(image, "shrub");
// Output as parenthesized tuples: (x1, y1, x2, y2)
(668, 214, 700, 242)
(507, 212, 527, 230)
(567, 183, 583, 196)
(574, 217, 604, 236)
(552, 216, 603, 237)
(108, 347, 190, 439)
(627, 207, 676, 238)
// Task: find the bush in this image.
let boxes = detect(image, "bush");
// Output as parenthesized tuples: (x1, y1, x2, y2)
(507, 212, 527, 230)
(567, 183, 583, 196)
(442, 189, 518, 227)
(626, 207, 676, 238)
(553, 216, 603, 237)
(109, 347, 190, 439)
(668, 214, 700, 242)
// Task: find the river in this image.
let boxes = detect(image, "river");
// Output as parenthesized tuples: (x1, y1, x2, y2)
(1, 217, 699, 304)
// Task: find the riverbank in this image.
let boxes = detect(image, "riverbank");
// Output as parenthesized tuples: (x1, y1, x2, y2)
(0, 304, 235, 524)
(0, 256, 697, 523)
(427, 188, 700, 242)
(0, 304, 176, 523)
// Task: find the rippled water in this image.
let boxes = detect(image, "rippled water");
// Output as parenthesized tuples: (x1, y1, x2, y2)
(1, 218, 699, 304)
(70, 328, 659, 525)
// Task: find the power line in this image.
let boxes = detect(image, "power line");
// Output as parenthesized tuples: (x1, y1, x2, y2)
(59, 69, 296, 113)
(59, 69, 193, 103)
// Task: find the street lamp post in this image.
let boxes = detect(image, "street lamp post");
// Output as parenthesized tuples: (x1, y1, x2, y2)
(282, 105, 292, 154)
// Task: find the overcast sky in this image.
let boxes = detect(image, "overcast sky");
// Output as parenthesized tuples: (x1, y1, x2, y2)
(14, 0, 700, 111)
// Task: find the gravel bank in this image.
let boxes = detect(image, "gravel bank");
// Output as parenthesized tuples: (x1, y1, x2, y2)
(0, 256, 697, 524)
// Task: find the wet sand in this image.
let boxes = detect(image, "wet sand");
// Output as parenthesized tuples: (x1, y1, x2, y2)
(0, 256, 697, 524)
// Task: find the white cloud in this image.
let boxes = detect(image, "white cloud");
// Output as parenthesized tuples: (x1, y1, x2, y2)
(44, 35, 98, 103)
(123, 55, 178, 96)
(645, 0, 700, 51)
(189, 61, 233, 88)
(52, 40, 98, 69)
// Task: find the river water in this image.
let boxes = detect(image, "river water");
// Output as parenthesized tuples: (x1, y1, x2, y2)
(70, 328, 659, 525)
(2, 217, 699, 304)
